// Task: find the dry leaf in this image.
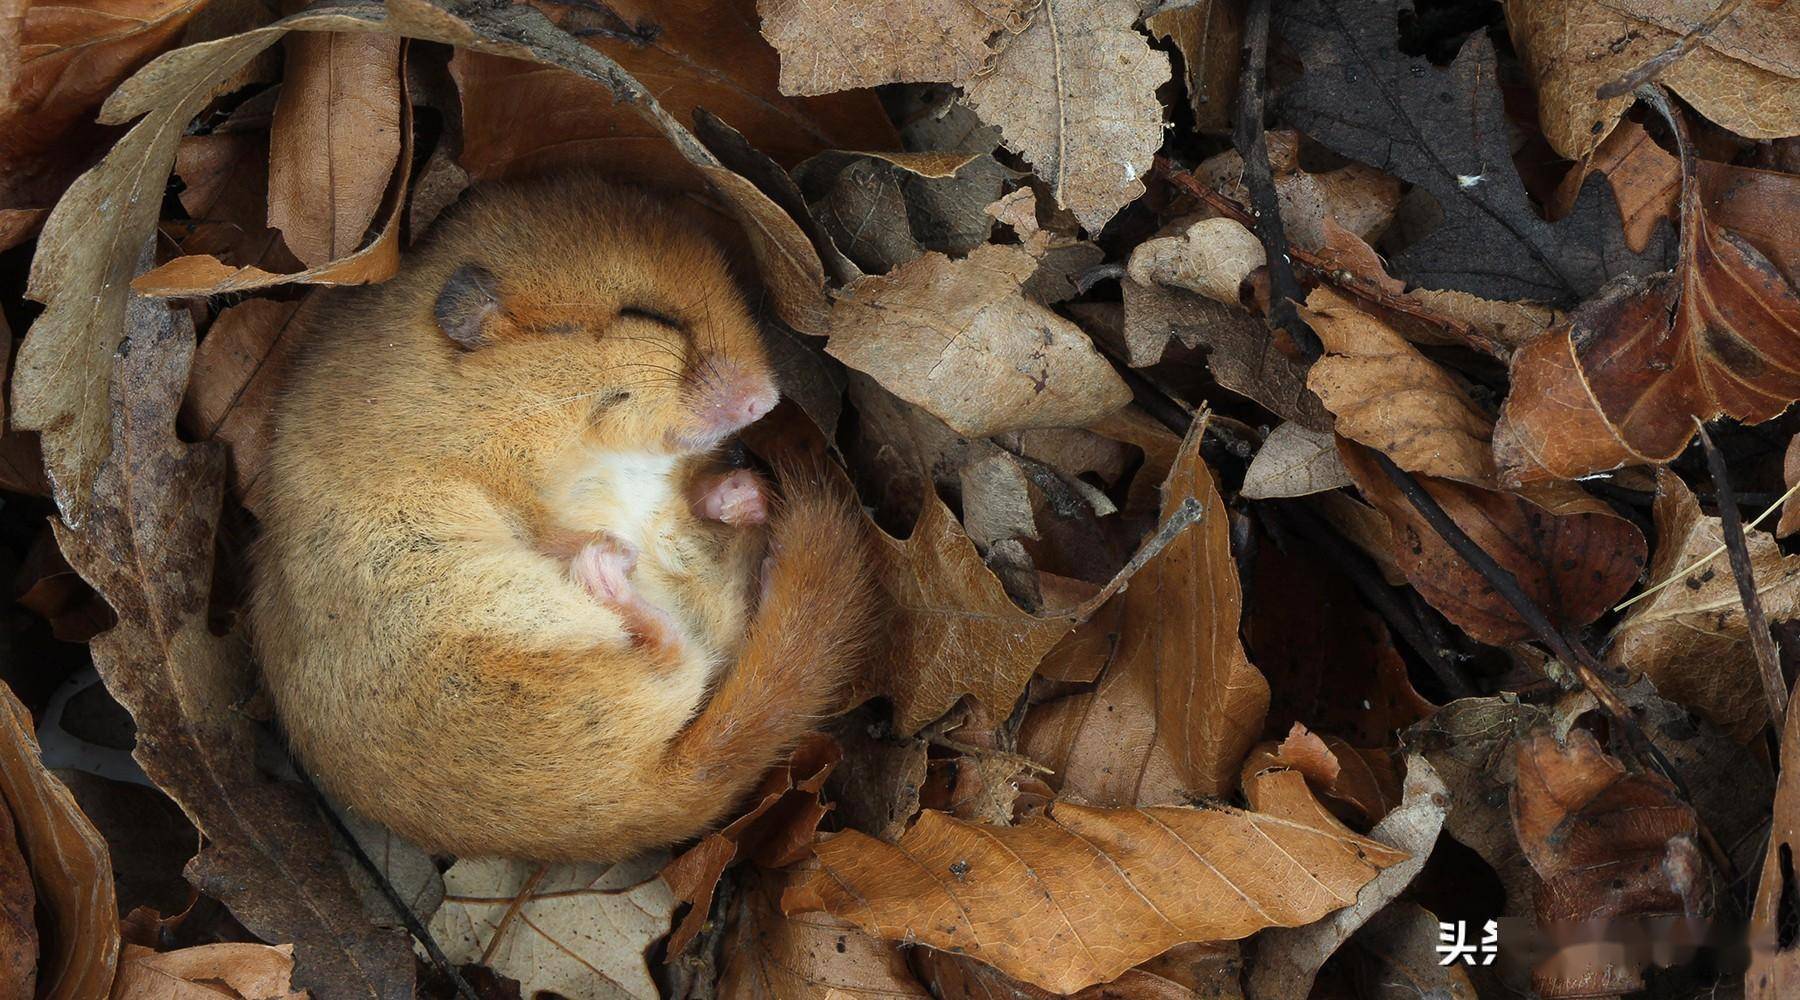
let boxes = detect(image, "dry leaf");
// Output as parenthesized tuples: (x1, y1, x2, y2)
(1021, 420, 1269, 801)
(758, 0, 1028, 96)
(1302, 288, 1495, 487)
(1352, 903, 1478, 1000)
(963, 0, 1168, 233)
(265, 31, 402, 267)
(914, 941, 1245, 1000)
(1747, 672, 1800, 997)
(1145, 0, 1242, 134)
(1241, 422, 1351, 499)
(1339, 441, 1646, 647)
(783, 784, 1406, 993)
(164, 129, 300, 276)
(429, 854, 675, 1000)
(1126, 216, 1265, 306)
(1506, 0, 1800, 162)
(110, 942, 305, 1000)
(178, 298, 306, 512)
(1246, 757, 1447, 1000)
(0, 793, 31, 1000)
(719, 864, 931, 1000)
(1494, 109, 1800, 485)
(50, 295, 412, 997)
(826, 242, 1131, 437)
(0, 683, 111, 999)
(1194, 132, 1402, 249)
(1607, 470, 1800, 742)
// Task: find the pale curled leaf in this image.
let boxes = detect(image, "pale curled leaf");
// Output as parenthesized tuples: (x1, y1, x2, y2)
(784, 787, 1407, 994)
(963, 0, 1168, 233)
(1126, 216, 1264, 306)
(1241, 422, 1351, 500)
(109, 943, 304, 1000)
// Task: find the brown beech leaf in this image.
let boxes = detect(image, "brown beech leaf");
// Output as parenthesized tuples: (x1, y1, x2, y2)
(758, 0, 1029, 96)
(428, 854, 674, 1000)
(266, 31, 402, 267)
(0, 683, 113, 999)
(1512, 727, 1707, 997)
(178, 298, 306, 512)
(51, 297, 412, 998)
(914, 941, 1245, 1000)
(662, 734, 840, 955)
(1246, 757, 1447, 1000)
(1145, 0, 1242, 134)
(1339, 441, 1647, 646)
(1506, 0, 1800, 162)
(12, 1, 391, 523)
(1608, 470, 1800, 743)
(963, 0, 1168, 233)
(1302, 288, 1495, 487)
(782, 785, 1407, 993)
(109, 942, 305, 1000)
(1748, 674, 1800, 997)
(1020, 419, 1269, 802)
(826, 242, 1131, 437)
(1494, 114, 1800, 485)
(0, 0, 205, 248)
(720, 864, 931, 1000)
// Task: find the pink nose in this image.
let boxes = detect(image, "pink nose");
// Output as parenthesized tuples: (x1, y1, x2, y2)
(686, 360, 779, 448)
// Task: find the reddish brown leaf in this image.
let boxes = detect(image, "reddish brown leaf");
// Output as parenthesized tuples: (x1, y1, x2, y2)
(0, 795, 31, 1000)
(1495, 112, 1800, 485)
(178, 298, 306, 512)
(721, 864, 931, 1000)
(1748, 674, 1800, 997)
(1339, 440, 1647, 646)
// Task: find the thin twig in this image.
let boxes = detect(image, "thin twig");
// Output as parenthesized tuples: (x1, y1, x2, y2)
(1596, 0, 1747, 100)
(301, 772, 480, 1000)
(1615, 478, 1800, 611)
(1231, 0, 1321, 361)
(1695, 422, 1787, 734)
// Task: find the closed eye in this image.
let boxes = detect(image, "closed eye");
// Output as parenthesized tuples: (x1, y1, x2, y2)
(619, 306, 683, 330)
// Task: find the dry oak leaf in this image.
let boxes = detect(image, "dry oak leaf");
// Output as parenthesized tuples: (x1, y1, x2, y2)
(52, 295, 412, 998)
(1506, 0, 1800, 162)
(1302, 287, 1496, 488)
(1021, 417, 1269, 802)
(109, 943, 305, 1000)
(826, 242, 1131, 438)
(1493, 107, 1800, 485)
(12, 0, 395, 524)
(720, 864, 932, 1000)
(782, 788, 1407, 993)
(429, 854, 675, 1000)
(0, 682, 114, 1000)
(266, 30, 403, 267)
(963, 0, 1168, 233)
(1339, 441, 1646, 647)
(758, 0, 1030, 96)
(1607, 470, 1800, 743)
(1747, 664, 1800, 997)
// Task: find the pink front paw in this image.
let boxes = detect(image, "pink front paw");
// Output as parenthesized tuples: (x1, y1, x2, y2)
(693, 468, 769, 525)
(570, 535, 638, 604)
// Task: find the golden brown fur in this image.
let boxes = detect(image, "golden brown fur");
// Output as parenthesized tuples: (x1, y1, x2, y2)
(250, 175, 876, 861)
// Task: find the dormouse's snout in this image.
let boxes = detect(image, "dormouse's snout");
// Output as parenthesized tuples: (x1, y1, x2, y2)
(679, 355, 778, 451)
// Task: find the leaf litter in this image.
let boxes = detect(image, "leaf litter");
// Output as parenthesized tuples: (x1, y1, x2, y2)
(5, 0, 1800, 997)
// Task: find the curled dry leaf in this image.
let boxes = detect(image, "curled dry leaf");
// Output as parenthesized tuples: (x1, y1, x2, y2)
(1338, 441, 1646, 647)
(1194, 132, 1402, 249)
(1242, 735, 1402, 828)
(50, 296, 412, 998)
(1246, 756, 1448, 1000)
(0, 683, 113, 1000)
(826, 242, 1131, 437)
(178, 299, 307, 513)
(1511, 727, 1708, 997)
(758, 0, 1029, 96)
(720, 864, 931, 1000)
(109, 942, 305, 1000)
(1747, 672, 1800, 997)
(662, 734, 840, 955)
(1495, 124, 1800, 484)
(265, 31, 402, 267)
(429, 854, 675, 1000)
(1607, 470, 1800, 743)
(1506, 0, 1800, 162)
(1241, 422, 1351, 499)
(963, 0, 1168, 233)
(1126, 216, 1265, 307)
(783, 782, 1407, 994)
(1021, 419, 1269, 802)
(1302, 288, 1495, 487)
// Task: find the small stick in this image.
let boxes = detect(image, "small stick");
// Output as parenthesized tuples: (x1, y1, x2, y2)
(1596, 0, 1748, 100)
(1231, 0, 1321, 361)
(1615, 478, 1800, 611)
(1695, 422, 1787, 735)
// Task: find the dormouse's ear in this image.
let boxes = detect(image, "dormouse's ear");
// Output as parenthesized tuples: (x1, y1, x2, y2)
(434, 263, 502, 350)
